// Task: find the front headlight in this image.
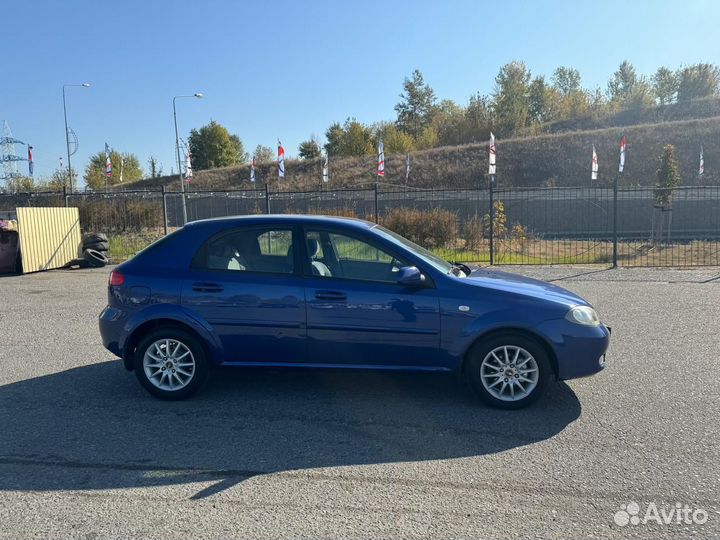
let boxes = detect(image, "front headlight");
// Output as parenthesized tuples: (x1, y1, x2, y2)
(566, 306, 600, 326)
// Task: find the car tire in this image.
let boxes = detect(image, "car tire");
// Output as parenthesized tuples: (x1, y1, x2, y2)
(82, 232, 108, 244)
(134, 327, 209, 400)
(83, 248, 108, 267)
(465, 333, 552, 409)
(83, 240, 109, 252)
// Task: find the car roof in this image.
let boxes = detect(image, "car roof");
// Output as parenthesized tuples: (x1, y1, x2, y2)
(184, 214, 377, 231)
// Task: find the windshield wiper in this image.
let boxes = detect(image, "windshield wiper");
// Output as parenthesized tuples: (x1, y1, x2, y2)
(449, 261, 472, 275)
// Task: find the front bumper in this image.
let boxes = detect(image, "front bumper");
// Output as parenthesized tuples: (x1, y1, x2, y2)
(539, 320, 611, 380)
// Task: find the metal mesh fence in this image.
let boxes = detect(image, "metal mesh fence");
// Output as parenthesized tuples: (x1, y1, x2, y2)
(1, 185, 718, 266)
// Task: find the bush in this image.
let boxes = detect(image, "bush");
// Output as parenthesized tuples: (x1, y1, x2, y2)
(76, 198, 163, 233)
(511, 223, 530, 253)
(382, 207, 458, 248)
(462, 214, 485, 250)
(305, 207, 360, 219)
(480, 201, 508, 239)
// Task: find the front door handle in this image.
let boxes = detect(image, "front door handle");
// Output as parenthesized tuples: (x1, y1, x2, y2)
(192, 282, 224, 293)
(315, 290, 347, 301)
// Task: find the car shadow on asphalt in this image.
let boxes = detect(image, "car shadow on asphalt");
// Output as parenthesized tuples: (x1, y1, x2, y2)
(0, 360, 581, 498)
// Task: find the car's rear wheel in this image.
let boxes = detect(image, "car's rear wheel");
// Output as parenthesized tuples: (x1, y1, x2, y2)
(465, 333, 551, 409)
(134, 327, 208, 400)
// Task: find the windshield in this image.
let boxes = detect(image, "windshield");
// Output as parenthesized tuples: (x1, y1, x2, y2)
(372, 224, 466, 276)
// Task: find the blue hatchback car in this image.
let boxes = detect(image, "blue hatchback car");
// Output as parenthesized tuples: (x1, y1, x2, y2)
(100, 215, 610, 408)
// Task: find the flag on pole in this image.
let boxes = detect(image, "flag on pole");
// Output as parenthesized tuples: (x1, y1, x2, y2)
(699, 145, 704, 176)
(377, 140, 385, 177)
(250, 158, 256, 183)
(591, 145, 598, 181)
(27, 145, 34, 177)
(184, 147, 192, 180)
(322, 154, 329, 183)
(278, 140, 285, 178)
(405, 153, 411, 182)
(488, 132, 496, 176)
(105, 143, 112, 178)
(618, 135, 627, 173)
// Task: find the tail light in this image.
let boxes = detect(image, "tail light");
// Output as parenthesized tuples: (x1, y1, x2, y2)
(109, 270, 125, 287)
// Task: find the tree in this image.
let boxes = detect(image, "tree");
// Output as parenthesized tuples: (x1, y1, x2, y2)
(676, 63, 720, 101)
(341, 118, 374, 156)
(188, 120, 247, 170)
(653, 144, 681, 243)
(462, 94, 494, 143)
(5, 176, 36, 192)
(375, 123, 415, 154)
(607, 61, 638, 105)
(324, 123, 344, 156)
(653, 67, 678, 105)
(50, 166, 75, 190)
(47, 167, 70, 191)
(413, 125, 439, 150)
(147, 155, 163, 178)
(84, 150, 143, 190)
(432, 99, 467, 146)
(528, 76, 557, 124)
(253, 145, 274, 163)
(552, 67, 582, 96)
(654, 144, 681, 207)
(624, 77, 655, 109)
(298, 137, 322, 160)
(322, 118, 374, 157)
(493, 61, 531, 136)
(395, 69, 437, 139)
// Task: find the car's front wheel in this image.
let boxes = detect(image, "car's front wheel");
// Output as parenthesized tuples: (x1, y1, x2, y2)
(134, 327, 209, 400)
(465, 333, 552, 409)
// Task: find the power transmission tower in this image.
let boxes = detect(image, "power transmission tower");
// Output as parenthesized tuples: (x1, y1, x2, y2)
(0, 121, 27, 189)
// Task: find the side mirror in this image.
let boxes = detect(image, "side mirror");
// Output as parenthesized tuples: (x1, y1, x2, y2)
(397, 266, 426, 287)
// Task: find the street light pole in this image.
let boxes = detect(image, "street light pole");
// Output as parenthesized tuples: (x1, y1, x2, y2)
(173, 93, 203, 225)
(62, 83, 90, 193)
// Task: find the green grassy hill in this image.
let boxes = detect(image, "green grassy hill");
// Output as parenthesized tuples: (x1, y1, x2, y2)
(125, 100, 720, 192)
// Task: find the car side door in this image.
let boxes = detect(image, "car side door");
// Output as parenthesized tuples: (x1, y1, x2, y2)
(182, 224, 306, 364)
(302, 227, 441, 368)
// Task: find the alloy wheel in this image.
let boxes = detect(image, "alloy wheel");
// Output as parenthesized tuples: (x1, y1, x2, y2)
(479, 345, 539, 401)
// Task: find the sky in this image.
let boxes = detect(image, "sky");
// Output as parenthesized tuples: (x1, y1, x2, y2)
(1, 0, 718, 186)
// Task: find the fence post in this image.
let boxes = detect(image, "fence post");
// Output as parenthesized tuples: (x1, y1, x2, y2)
(161, 186, 168, 235)
(265, 183, 271, 214)
(62, 185, 68, 208)
(612, 175, 618, 267)
(489, 178, 495, 265)
(374, 182, 379, 223)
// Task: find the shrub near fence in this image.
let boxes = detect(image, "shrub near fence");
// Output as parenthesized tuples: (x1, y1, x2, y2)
(1, 184, 718, 266)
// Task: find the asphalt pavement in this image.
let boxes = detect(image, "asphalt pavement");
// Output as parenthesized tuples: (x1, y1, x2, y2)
(0, 265, 718, 539)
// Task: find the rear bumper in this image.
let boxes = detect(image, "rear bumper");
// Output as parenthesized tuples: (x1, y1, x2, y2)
(99, 305, 125, 358)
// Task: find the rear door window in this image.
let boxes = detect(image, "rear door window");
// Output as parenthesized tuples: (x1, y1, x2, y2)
(197, 227, 295, 274)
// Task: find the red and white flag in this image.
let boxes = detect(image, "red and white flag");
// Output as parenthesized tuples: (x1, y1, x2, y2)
(277, 140, 285, 178)
(250, 157, 256, 183)
(28, 145, 34, 177)
(699, 145, 704, 176)
(488, 132, 496, 175)
(377, 140, 385, 177)
(591, 145, 598, 181)
(105, 143, 112, 178)
(618, 135, 627, 173)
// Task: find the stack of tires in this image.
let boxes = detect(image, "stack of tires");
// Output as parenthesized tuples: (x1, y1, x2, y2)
(82, 232, 110, 268)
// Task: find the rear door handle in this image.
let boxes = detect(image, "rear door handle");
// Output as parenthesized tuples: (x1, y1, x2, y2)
(315, 290, 347, 301)
(192, 282, 224, 293)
